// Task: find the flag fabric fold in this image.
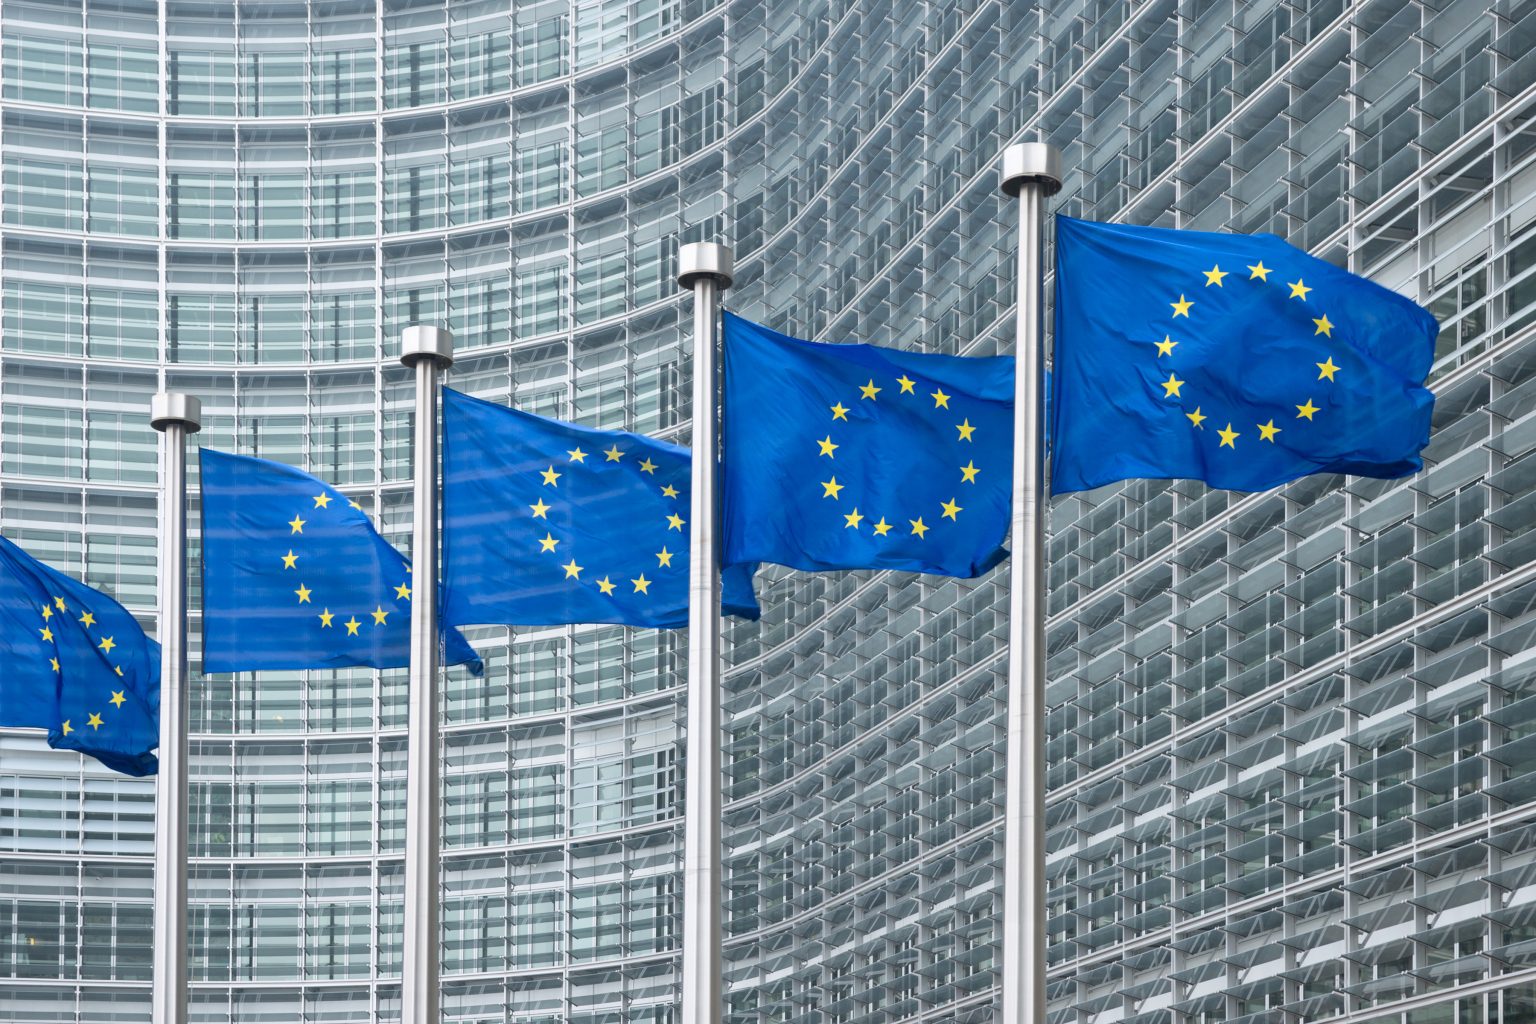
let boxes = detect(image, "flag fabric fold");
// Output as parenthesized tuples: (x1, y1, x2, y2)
(0, 535, 160, 776)
(441, 387, 759, 629)
(721, 313, 1015, 578)
(1051, 215, 1438, 493)
(199, 449, 480, 673)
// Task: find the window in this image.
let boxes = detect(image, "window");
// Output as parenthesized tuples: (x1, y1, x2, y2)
(4, 156, 83, 231)
(87, 42, 157, 112)
(311, 49, 376, 115)
(4, 277, 84, 357)
(3, 35, 83, 106)
(3, 404, 83, 479)
(168, 49, 235, 116)
(86, 165, 156, 236)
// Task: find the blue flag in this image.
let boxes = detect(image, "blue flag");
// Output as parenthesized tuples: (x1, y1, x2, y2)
(0, 535, 159, 776)
(1052, 215, 1438, 493)
(721, 313, 1015, 578)
(441, 387, 759, 629)
(200, 449, 480, 673)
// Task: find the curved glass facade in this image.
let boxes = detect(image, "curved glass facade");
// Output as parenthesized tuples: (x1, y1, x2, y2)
(0, 0, 1533, 1022)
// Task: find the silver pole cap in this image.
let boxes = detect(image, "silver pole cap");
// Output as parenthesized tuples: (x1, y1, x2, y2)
(1001, 142, 1063, 197)
(400, 326, 454, 369)
(150, 392, 202, 433)
(677, 242, 734, 290)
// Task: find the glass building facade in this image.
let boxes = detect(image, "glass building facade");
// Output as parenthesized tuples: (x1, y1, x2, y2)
(0, 0, 1533, 1021)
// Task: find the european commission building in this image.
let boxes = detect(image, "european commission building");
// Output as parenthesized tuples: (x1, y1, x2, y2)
(0, 0, 1533, 1022)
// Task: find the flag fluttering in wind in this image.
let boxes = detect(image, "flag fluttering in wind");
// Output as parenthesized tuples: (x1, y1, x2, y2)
(1051, 215, 1438, 493)
(199, 448, 481, 673)
(441, 387, 759, 629)
(721, 313, 1015, 578)
(0, 535, 160, 776)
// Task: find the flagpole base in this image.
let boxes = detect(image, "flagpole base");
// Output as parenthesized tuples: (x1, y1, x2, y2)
(1001, 142, 1064, 197)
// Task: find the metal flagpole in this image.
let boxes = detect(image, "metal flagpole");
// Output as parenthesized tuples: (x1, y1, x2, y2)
(999, 143, 1062, 1023)
(149, 392, 201, 1024)
(400, 326, 454, 1024)
(677, 242, 732, 1024)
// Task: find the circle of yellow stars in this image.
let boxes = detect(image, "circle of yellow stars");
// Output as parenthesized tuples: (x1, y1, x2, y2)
(1156, 261, 1338, 450)
(530, 443, 680, 597)
(39, 595, 132, 738)
(281, 491, 412, 638)
(818, 372, 980, 539)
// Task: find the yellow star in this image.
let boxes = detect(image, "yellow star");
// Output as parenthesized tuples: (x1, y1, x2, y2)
(1257, 420, 1281, 442)
(910, 517, 929, 538)
(830, 402, 849, 421)
(98, 636, 115, 654)
(529, 498, 551, 518)
(344, 617, 361, 635)
(1316, 357, 1339, 381)
(40, 626, 53, 642)
(313, 493, 332, 508)
(1203, 265, 1228, 287)
(821, 477, 844, 500)
(1296, 398, 1320, 420)
(319, 609, 335, 627)
(110, 691, 125, 708)
(540, 465, 561, 486)
(661, 484, 680, 499)
(87, 713, 103, 731)
(960, 461, 980, 483)
(667, 513, 685, 531)
(631, 574, 651, 594)
(596, 576, 616, 595)
(114, 666, 122, 677)
(604, 445, 623, 462)
(295, 584, 312, 604)
(639, 457, 658, 474)
(562, 559, 583, 579)
(40, 605, 51, 620)
(1155, 335, 1177, 357)
(817, 436, 838, 458)
(568, 447, 588, 463)
(538, 534, 559, 553)
(54, 597, 66, 611)
(956, 419, 976, 442)
(1218, 424, 1240, 448)
(395, 583, 412, 600)
(844, 508, 864, 529)
(941, 498, 963, 520)
(61, 719, 72, 735)
(1161, 373, 1184, 398)
(49, 657, 59, 673)
(655, 547, 674, 567)
(78, 610, 95, 628)
(1171, 294, 1193, 317)
(860, 379, 881, 400)
(931, 388, 950, 409)
(1248, 261, 1270, 280)
(872, 518, 893, 536)
(1288, 279, 1311, 300)
(1313, 314, 1334, 337)
(349, 500, 363, 510)
(1186, 407, 1207, 429)
(897, 375, 916, 394)
(281, 550, 298, 569)
(288, 515, 305, 534)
